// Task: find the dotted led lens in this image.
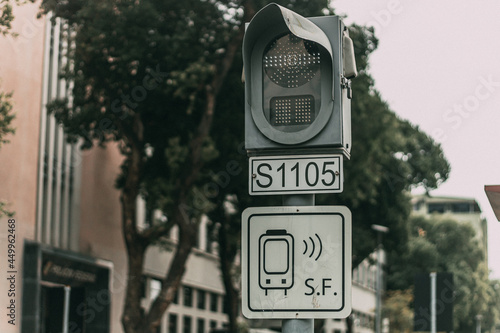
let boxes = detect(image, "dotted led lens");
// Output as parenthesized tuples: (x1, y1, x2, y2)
(270, 95, 315, 126)
(263, 33, 321, 88)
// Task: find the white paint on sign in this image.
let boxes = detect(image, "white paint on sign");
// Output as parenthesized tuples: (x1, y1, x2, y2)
(249, 155, 343, 195)
(241, 206, 352, 319)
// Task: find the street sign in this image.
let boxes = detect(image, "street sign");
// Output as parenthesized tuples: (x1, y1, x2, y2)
(249, 155, 343, 195)
(241, 206, 352, 319)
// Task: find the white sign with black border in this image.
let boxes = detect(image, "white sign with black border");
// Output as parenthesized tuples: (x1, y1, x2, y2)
(241, 205, 352, 319)
(249, 155, 343, 195)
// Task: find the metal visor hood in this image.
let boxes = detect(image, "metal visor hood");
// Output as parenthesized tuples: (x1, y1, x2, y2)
(243, 3, 334, 105)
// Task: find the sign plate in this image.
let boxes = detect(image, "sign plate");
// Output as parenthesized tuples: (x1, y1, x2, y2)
(249, 155, 343, 195)
(241, 206, 352, 319)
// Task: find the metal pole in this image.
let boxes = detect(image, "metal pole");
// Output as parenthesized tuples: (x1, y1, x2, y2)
(282, 194, 315, 206)
(283, 319, 314, 333)
(63, 285, 71, 333)
(375, 244, 382, 333)
(371, 224, 388, 333)
(282, 194, 315, 333)
(475, 315, 482, 333)
(430, 272, 437, 333)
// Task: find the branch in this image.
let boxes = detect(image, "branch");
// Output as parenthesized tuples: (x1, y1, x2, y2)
(139, 218, 176, 241)
(140, 2, 258, 330)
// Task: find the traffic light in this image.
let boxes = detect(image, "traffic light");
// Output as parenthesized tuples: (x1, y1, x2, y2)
(243, 3, 357, 158)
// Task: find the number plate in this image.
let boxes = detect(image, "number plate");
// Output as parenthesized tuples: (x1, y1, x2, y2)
(249, 155, 343, 195)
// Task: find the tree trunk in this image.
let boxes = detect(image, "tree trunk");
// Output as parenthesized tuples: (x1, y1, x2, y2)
(120, 144, 148, 333)
(218, 211, 239, 333)
(122, 1, 257, 331)
(142, 216, 197, 332)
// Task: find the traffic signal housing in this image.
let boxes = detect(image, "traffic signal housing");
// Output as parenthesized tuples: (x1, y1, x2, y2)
(243, 3, 356, 158)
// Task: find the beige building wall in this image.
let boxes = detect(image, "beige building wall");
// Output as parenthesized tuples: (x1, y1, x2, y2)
(0, 2, 46, 333)
(79, 144, 127, 333)
(0, 3, 226, 331)
(0, 4, 127, 332)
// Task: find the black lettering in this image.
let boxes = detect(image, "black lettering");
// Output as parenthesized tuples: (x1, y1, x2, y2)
(322, 278, 332, 295)
(321, 162, 336, 186)
(304, 278, 315, 296)
(305, 162, 319, 186)
(256, 163, 272, 188)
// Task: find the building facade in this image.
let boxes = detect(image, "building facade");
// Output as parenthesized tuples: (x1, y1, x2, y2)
(0, 3, 227, 333)
(411, 194, 488, 266)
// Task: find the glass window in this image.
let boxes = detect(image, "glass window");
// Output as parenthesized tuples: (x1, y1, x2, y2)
(223, 296, 229, 314)
(206, 227, 213, 253)
(197, 290, 206, 309)
(183, 316, 192, 333)
(428, 203, 446, 213)
(140, 276, 147, 298)
(210, 320, 217, 330)
(168, 314, 178, 333)
(197, 318, 205, 333)
(451, 203, 470, 213)
(172, 288, 179, 304)
(210, 293, 218, 312)
(184, 286, 193, 307)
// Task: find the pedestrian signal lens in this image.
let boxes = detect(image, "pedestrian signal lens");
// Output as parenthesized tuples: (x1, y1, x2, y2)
(263, 33, 321, 88)
(270, 95, 315, 126)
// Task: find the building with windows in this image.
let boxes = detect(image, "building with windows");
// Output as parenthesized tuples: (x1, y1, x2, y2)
(0, 3, 227, 333)
(321, 253, 379, 333)
(411, 194, 488, 265)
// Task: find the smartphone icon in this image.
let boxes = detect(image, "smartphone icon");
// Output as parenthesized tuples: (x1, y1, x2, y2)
(258, 229, 294, 295)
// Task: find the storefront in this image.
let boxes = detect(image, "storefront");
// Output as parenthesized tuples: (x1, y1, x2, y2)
(22, 241, 112, 333)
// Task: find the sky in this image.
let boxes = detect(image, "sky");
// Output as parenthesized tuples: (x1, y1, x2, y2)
(331, 0, 500, 279)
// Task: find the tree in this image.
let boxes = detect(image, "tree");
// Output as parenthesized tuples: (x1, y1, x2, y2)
(1, 0, 36, 35)
(383, 289, 413, 333)
(0, 0, 23, 216)
(37, 0, 254, 332)
(37, 0, 333, 332)
(208, 16, 451, 333)
(0, 90, 15, 217)
(36, 1, 451, 332)
(387, 215, 499, 333)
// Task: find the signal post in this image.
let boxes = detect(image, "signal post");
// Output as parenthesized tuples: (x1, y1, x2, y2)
(241, 3, 357, 332)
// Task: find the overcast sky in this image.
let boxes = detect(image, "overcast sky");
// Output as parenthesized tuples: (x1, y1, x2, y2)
(331, 0, 500, 279)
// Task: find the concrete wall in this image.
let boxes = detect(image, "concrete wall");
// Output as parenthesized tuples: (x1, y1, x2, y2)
(79, 144, 127, 333)
(0, 2, 46, 332)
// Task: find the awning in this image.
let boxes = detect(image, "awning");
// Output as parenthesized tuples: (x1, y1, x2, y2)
(485, 185, 500, 221)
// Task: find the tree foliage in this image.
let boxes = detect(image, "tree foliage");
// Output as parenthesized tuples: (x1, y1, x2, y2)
(37, 0, 256, 332)
(208, 6, 450, 333)
(387, 215, 499, 333)
(0, 89, 15, 217)
(318, 23, 449, 269)
(1, 0, 23, 217)
(36, 0, 452, 332)
(0, 90, 14, 148)
(1, 0, 36, 35)
(383, 289, 414, 333)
